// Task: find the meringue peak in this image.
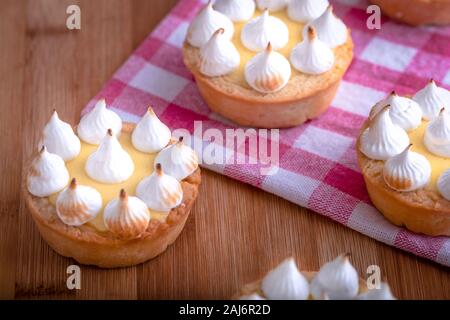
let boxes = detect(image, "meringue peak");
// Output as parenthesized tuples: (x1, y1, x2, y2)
(424, 107, 450, 157)
(413, 80, 450, 120)
(307, 4, 347, 48)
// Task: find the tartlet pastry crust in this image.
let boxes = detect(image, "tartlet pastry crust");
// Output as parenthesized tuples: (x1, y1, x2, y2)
(182, 36, 354, 128)
(357, 121, 450, 236)
(24, 123, 201, 268)
(371, 0, 450, 26)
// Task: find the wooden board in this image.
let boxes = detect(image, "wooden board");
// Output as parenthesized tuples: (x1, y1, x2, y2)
(0, 0, 449, 300)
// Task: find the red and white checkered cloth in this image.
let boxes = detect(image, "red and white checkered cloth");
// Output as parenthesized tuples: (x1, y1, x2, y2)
(82, 0, 450, 266)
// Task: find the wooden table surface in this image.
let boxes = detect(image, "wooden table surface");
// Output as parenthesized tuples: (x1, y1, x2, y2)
(0, 0, 449, 300)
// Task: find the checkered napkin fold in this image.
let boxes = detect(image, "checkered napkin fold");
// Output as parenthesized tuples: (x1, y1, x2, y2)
(82, 0, 450, 266)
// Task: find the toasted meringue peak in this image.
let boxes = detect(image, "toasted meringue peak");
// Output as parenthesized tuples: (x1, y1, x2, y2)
(103, 189, 150, 239)
(437, 169, 450, 201)
(383, 144, 431, 192)
(187, 1, 234, 48)
(261, 258, 309, 300)
(310, 253, 359, 300)
(241, 10, 289, 52)
(239, 293, 267, 300)
(307, 5, 347, 48)
(27, 146, 70, 197)
(39, 111, 81, 161)
(256, 0, 290, 12)
(85, 129, 134, 184)
(360, 106, 410, 161)
(371, 92, 422, 132)
(132, 107, 171, 153)
(290, 26, 334, 75)
(288, 0, 329, 23)
(199, 28, 240, 77)
(413, 80, 450, 121)
(136, 163, 183, 212)
(424, 108, 450, 158)
(214, 0, 255, 22)
(77, 99, 122, 145)
(244, 43, 291, 93)
(154, 137, 199, 181)
(56, 178, 102, 226)
(357, 282, 396, 300)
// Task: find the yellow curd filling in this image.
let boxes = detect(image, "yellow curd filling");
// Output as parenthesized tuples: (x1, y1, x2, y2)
(49, 131, 168, 232)
(229, 10, 305, 86)
(409, 121, 450, 191)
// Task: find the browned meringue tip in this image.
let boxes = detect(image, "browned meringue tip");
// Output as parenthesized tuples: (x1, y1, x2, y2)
(266, 42, 273, 53)
(70, 178, 77, 189)
(147, 106, 155, 115)
(107, 128, 113, 136)
(405, 143, 413, 152)
(440, 107, 446, 115)
(214, 28, 225, 36)
(429, 78, 435, 84)
(390, 90, 397, 96)
(307, 26, 316, 41)
(155, 163, 163, 176)
(39, 145, 46, 154)
(119, 189, 128, 200)
(178, 136, 184, 144)
(342, 252, 351, 260)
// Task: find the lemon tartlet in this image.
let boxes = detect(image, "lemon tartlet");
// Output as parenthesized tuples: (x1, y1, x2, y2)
(25, 101, 201, 268)
(182, 0, 354, 128)
(236, 254, 395, 300)
(357, 81, 450, 236)
(371, 0, 450, 26)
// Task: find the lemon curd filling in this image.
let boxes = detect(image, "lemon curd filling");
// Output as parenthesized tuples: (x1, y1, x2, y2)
(49, 131, 168, 232)
(409, 121, 450, 191)
(229, 10, 305, 86)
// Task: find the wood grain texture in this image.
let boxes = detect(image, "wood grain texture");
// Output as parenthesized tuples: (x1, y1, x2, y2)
(0, 0, 448, 300)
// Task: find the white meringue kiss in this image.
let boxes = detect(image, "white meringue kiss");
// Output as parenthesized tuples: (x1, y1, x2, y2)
(85, 129, 134, 184)
(214, 0, 255, 22)
(371, 92, 422, 132)
(136, 163, 183, 212)
(413, 80, 450, 121)
(187, 1, 234, 48)
(132, 107, 171, 153)
(241, 10, 289, 52)
(357, 282, 396, 300)
(27, 146, 69, 197)
(288, 0, 329, 23)
(437, 169, 450, 201)
(77, 99, 122, 145)
(103, 189, 150, 239)
(310, 254, 359, 300)
(56, 178, 102, 226)
(261, 258, 309, 300)
(424, 109, 450, 158)
(154, 137, 199, 181)
(256, 0, 290, 12)
(307, 6, 347, 48)
(40, 111, 81, 161)
(360, 107, 410, 161)
(383, 144, 431, 192)
(199, 28, 240, 77)
(245, 43, 291, 93)
(290, 26, 334, 75)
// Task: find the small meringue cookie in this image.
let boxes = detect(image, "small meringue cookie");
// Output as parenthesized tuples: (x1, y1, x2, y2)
(239, 293, 267, 300)
(187, 1, 234, 48)
(256, 0, 290, 12)
(131, 107, 171, 153)
(199, 28, 240, 77)
(27, 146, 69, 197)
(154, 137, 199, 181)
(383, 144, 431, 192)
(424, 108, 450, 158)
(310, 254, 359, 300)
(214, 0, 255, 22)
(39, 111, 81, 161)
(371, 91, 422, 132)
(56, 178, 102, 226)
(261, 258, 309, 300)
(103, 189, 150, 239)
(85, 129, 134, 184)
(307, 5, 347, 48)
(241, 9, 289, 52)
(413, 80, 450, 121)
(360, 106, 410, 161)
(244, 43, 291, 93)
(77, 99, 122, 145)
(136, 163, 183, 212)
(356, 282, 396, 300)
(288, 0, 329, 23)
(290, 26, 334, 75)
(437, 169, 450, 201)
